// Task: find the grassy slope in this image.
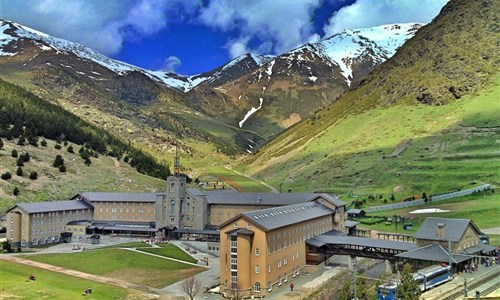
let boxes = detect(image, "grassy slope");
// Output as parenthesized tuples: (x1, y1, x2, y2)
(358, 193, 500, 245)
(236, 76, 499, 198)
(21, 248, 203, 288)
(0, 138, 165, 214)
(0, 260, 129, 300)
(234, 0, 499, 197)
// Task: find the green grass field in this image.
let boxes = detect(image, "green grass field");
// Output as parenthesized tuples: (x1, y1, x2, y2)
(137, 244, 197, 263)
(236, 76, 500, 200)
(95, 241, 152, 249)
(20, 248, 203, 288)
(357, 193, 500, 245)
(201, 166, 273, 192)
(0, 260, 129, 299)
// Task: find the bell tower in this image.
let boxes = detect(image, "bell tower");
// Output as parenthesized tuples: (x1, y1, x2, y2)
(156, 146, 186, 231)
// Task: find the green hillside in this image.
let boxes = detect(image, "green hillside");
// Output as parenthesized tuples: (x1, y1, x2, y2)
(236, 0, 500, 199)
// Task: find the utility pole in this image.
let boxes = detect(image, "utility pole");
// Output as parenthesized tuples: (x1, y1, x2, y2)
(448, 240, 452, 269)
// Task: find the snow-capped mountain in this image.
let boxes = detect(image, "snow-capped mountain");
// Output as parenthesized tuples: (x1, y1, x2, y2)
(214, 23, 422, 133)
(148, 53, 274, 92)
(0, 19, 424, 152)
(0, 20, 269, 92)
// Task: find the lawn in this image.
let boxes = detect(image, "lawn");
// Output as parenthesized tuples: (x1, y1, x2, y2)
(20, 248, 204, 288)
(0, 260, 129, 300)
(357, 193, 500, 245)
(137, 243, 197, 263)
(96, 241, 152, 249)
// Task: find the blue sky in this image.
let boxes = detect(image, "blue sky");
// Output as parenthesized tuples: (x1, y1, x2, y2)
(1, 0, 448, 75)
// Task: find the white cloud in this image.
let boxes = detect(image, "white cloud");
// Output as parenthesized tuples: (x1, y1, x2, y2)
(2, 0, 174, 56)
(226, 36, 250, 58)
(161, 56, 182, 73)
(198, 0, 322, 55)
(323, 0, 449, 37)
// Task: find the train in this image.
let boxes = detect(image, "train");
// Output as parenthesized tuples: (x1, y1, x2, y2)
(376, 265, 453, 300)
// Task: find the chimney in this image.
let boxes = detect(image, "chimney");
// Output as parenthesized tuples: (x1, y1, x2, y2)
(437, 223, 446, 239)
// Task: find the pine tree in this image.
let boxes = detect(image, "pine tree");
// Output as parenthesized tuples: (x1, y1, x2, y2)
(13, 187, 20, 196)
(16, 167, 23, 176)
(397, 263, 421, 300)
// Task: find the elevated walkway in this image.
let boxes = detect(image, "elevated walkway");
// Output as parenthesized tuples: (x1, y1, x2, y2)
(307, 231, 417, 260)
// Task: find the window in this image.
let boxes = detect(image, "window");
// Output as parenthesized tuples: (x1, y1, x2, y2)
(254, 282, 261, 292)
(255, 265, 260, 274)
(268, 264, 271, 273)
(277, 260, 282, 269)
(170, 201, 175, 214)
(255, 248, 260, 256)
(247, 223, 251, 230)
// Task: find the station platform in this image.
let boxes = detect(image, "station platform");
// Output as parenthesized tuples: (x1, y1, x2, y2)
(421, 264, 500, 300)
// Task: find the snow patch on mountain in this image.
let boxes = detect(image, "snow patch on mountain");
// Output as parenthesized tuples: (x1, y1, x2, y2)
(239, 98, 264, 128)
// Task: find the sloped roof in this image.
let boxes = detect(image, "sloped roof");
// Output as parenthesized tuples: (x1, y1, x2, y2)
(187, 188, 345, 207)
(12, 200, 93, 214)
(345, 220, 360, 228)
(396, 244, 469, 263)
(241, 202, 335, 231)
(78, 192, 157, 203)
(306, 232, 417, 251)
(413, 217, 481, 242)
(347, 209, 365, 214)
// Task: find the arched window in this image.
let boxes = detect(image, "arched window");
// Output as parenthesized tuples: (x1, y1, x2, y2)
(170, 200, 175, 214)
(254, 282, 261, 292)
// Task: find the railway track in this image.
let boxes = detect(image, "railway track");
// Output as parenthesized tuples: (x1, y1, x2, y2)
(440, 269, 500, 300)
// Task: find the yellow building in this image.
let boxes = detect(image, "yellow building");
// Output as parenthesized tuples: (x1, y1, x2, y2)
(5, 200, 93, 248)
(78, 192, 157, 223)
(219, 198, 345, 299)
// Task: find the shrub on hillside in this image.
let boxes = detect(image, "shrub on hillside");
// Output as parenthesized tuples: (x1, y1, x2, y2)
(67, 145, 74, 153)
(16, 157, 24, 167)
(54, 144, 62, 150)
(13, 187, 20, 196)
(58, 165, 66, 173)
(16, 167, 23, 176)
(29, 171, 38, 180)
(53, 155, 64, 167)
(21, 152, 30, 162)
(17, 136, 26, 146)
(0, 137, 3, 149)
(41, 139, 47, 147)
(11, 149, 18, 158)
(1, 172, 12, 180)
